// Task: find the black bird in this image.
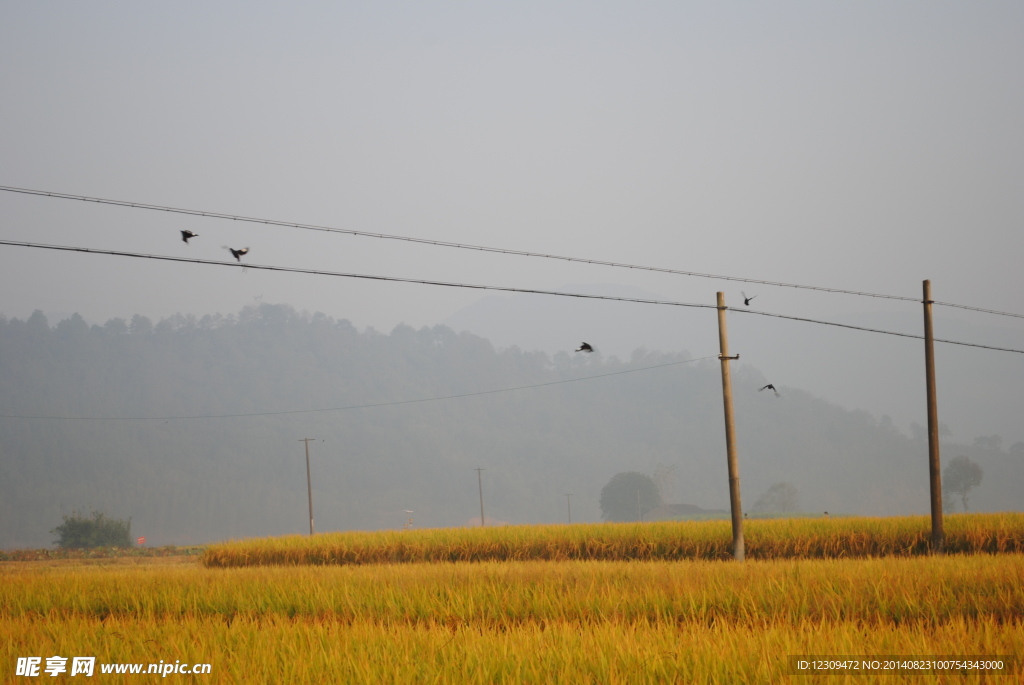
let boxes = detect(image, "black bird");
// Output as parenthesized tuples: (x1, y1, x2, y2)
(228, 247, 250, 262)
(759, 383, 780, 398)
(575, 342, 593, 353)
(181, 230, 199, 244)
(742, 291, 756, 306)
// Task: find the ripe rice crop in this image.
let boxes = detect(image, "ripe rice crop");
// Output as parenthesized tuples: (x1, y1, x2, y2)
(6, 555, 1024, 625)
(3, 554, 1022, 684)
(201, 513, 1024, 568)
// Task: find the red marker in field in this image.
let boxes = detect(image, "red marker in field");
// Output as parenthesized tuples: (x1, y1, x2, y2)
(137, 536, 146, 546)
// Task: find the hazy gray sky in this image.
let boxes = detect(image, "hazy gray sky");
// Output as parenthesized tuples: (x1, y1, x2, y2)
(2, 2, 1023, 438)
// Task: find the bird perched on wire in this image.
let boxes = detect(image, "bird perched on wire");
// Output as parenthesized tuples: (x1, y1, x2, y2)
(759, 383, 780, 398)
(742, 291, 756, 306)
(181, 230, 199, 244)
(227, 247, 250, 262)
(575, 342, 593, 353)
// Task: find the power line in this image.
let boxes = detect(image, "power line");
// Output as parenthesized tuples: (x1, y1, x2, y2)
(731, 308, 1024, 354)
(2, 239, 1022, 354)
(0, 239, 718, 310)
(3, 184, 1022, 320)
(0, 356, 720, 421)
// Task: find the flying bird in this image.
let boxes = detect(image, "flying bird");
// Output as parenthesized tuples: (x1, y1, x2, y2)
(575, 342, 593, 353)
(181, 230, 199, 244)
(227, 247, 250, 262)
(742, 291, 756, 306)
(759, 383, 780, 398)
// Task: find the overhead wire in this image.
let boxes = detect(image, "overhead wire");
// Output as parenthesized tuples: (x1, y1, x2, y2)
(2, 239, 1022, 355)
(0, 355, 720, 421)
(730, 308, 1024, 354)
(0, 239, 718, 310)
(2, 184, 1022, 320)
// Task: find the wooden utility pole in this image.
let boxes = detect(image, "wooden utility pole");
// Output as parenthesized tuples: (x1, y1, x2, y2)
(716, 292, 745, 561)
(922, 280, 944, 553)
(299, 438, 316, 535)
(566, 493, 573, 524)
(475, 468, 486, 527)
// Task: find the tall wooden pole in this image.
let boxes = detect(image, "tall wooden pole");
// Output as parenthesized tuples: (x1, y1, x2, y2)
(716, 292, 745, 561)
(922, 280, 944, 553)
(299, 438, 315, 535)
(475, 468, 486, 527)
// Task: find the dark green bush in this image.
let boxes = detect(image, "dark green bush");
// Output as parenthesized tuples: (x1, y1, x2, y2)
(51, 510, 132, 549)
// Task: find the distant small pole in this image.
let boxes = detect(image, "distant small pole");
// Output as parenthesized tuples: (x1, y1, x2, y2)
(566, 493, 573, 524)
(475, 468, 486, 526)
(717, 292, 745, 561)
(923, 280, 944, 553)
(299, 438, 315, 535)
(637, 489, 642, 522)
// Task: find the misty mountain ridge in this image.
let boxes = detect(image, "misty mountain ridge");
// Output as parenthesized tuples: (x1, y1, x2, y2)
(1, 302, 1021, 549)
(445, 283, 1024, 447)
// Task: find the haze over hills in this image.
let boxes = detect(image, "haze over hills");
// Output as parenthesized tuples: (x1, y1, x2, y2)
(1, 301, 1021, 550)
(445, 283, 1024, 448)
(3, 2, 1022, 556)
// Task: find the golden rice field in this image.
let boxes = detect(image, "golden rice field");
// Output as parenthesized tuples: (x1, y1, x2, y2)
(202, 513, 1024, 567)
(3, 515, 1022, 684)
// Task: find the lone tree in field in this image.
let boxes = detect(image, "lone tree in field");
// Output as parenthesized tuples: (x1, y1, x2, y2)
(751, 482, 800, 514)
(599, 472, 662, 522)
(51, 510, 132, 549)
(943, 455, 983, 512)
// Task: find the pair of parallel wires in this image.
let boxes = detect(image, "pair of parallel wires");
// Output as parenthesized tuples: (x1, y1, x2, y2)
(0, 184, 1021, 422)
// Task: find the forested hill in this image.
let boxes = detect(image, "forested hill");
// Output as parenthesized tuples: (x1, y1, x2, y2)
(2, 304, 1022, 548)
